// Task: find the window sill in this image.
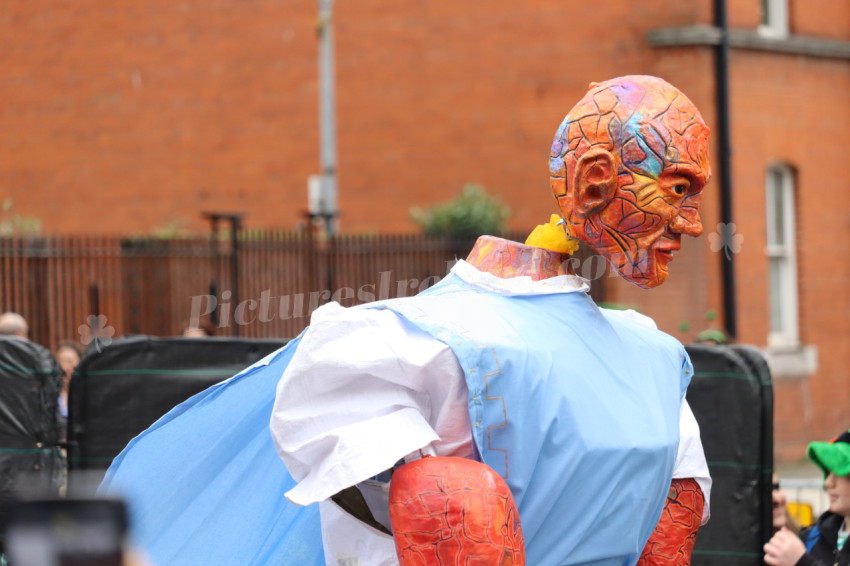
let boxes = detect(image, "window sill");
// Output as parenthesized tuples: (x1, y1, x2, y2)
(761, 344, 818, 379)
(646, 25, 850, 60)
(757, 25, 788, 40)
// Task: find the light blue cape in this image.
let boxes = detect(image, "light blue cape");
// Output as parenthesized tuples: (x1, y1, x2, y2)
(100, 338, 325, 565)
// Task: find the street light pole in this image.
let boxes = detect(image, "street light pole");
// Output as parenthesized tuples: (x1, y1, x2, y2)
(317, 0, 338, 234)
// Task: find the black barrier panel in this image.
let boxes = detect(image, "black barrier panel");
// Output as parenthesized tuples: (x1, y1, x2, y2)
(67, 336, 288, 484)
(686, 343, 773, 566)
(0, 336, 64, 549)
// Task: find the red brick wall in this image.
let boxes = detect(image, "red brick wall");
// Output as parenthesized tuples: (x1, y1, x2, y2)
(791, 0, 850, 39)
(1, 0, 714, 235)
(729, 49, 850, 460)
(332, 0, 713, 233)
(1, 0, 320, 234)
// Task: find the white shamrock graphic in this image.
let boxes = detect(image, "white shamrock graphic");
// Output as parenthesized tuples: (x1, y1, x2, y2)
(78, 314, 115, 353)
(708, 222, 743, 260)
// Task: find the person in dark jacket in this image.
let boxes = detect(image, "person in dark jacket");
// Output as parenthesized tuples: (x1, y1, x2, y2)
(764, 428, 850, 566)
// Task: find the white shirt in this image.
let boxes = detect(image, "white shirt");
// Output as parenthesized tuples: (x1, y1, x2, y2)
(271, 261, 711, 566)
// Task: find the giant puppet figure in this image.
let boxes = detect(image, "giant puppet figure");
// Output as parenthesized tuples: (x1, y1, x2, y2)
(102, 75, 711, 566)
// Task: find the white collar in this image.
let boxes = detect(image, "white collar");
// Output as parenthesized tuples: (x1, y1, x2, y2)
(450, 259, 590, 296)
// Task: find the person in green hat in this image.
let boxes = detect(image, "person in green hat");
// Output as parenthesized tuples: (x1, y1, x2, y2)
(764, 428, 850, 565)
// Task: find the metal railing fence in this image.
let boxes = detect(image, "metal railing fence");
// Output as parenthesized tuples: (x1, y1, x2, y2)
(0, 231, 604, 351)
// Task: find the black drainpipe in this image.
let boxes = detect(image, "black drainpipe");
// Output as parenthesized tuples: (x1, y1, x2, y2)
(714, 0, 737, 340)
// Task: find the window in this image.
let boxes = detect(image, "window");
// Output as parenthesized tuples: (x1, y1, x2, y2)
(759, 0, 789, 37)
(765, 164, 798, 348)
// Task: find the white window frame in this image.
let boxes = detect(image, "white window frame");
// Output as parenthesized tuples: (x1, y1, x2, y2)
(765, 163, 799, 348)
(759, 0, 789, 38)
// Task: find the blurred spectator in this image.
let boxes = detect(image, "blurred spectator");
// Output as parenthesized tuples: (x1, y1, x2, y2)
(0, 311, 28, 339)
(182, 326, 209, 338)
(764, 429, 850, 565)
(773, 473, 801, 535)
(124, 549, 154, 566)
(55, 341, 83, 442)
(695, 328, 729, 345)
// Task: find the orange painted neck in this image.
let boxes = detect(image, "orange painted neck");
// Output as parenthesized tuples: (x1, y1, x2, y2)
(465, 236, 571, 281)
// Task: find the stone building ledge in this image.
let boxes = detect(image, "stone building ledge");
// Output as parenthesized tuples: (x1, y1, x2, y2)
(762, 344, 818, 379)
(647, 25, 850, 60)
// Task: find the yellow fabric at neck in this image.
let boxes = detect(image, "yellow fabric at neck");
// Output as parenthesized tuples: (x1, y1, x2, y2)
(525, 214, 579, 255)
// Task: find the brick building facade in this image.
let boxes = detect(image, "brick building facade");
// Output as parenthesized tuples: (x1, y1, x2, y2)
(2, 0, 849, 461)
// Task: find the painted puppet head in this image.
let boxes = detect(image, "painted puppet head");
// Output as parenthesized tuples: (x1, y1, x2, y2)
(549, 75, 711, 288)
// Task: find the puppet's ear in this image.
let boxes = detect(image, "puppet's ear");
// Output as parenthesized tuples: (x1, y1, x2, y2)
(573, 147, 617, 217)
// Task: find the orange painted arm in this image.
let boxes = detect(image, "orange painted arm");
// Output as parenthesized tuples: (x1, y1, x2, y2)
(637, 478, 705, 565)
(388, 456, 525, 566)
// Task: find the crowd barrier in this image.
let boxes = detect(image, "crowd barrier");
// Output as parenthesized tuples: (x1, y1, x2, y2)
(686, 344, 774, 565)
(0, 336, 65, 551)
(66, 335, 288, 490)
